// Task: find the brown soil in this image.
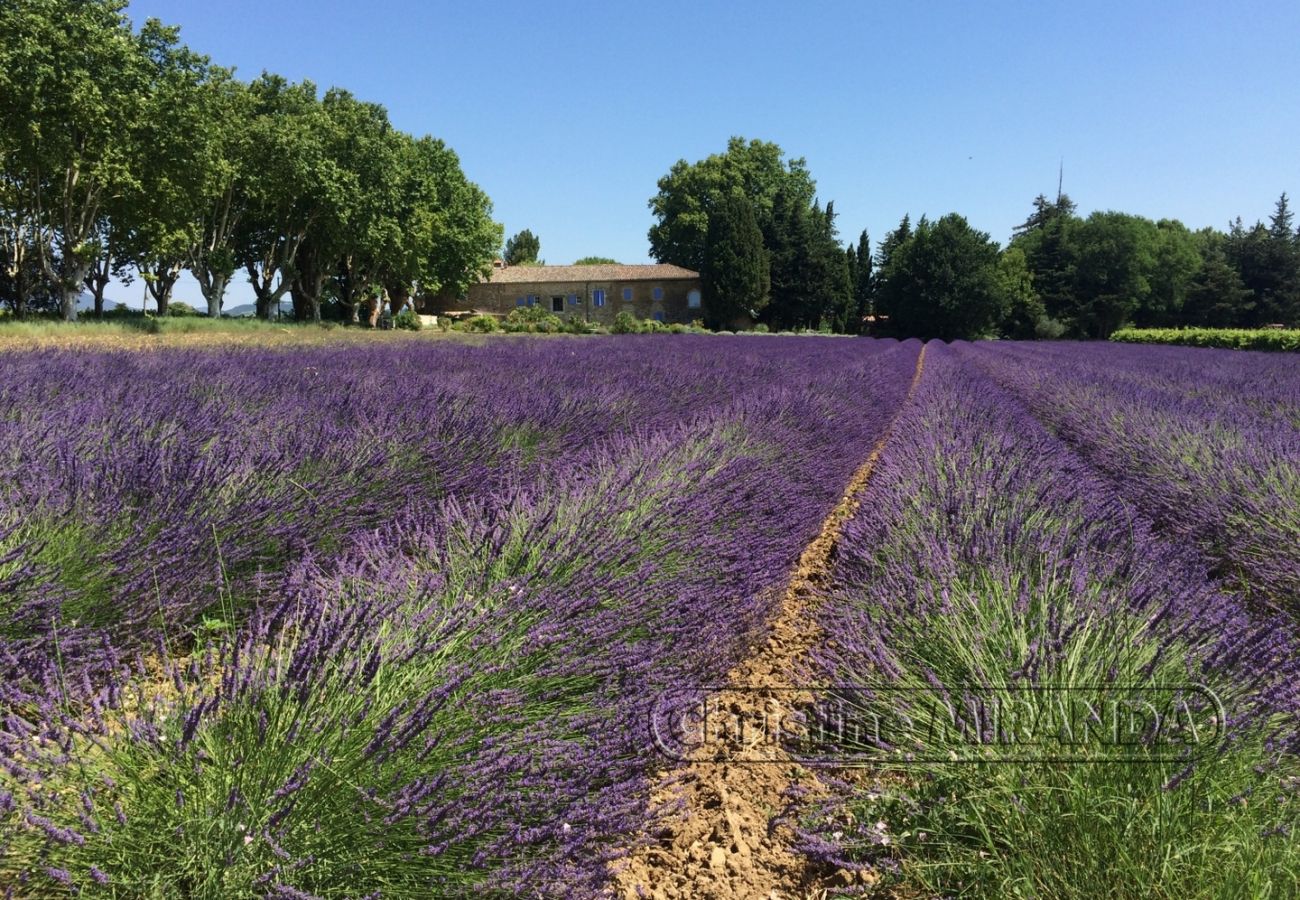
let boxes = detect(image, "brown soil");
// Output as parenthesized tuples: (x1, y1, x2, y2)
(610, 344, 928, 900)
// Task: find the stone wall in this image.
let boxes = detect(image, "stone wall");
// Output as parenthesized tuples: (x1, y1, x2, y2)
(420, 278, 703, 325)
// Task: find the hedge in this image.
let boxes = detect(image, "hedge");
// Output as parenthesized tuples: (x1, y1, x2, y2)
(1110, 327, 1300, 351)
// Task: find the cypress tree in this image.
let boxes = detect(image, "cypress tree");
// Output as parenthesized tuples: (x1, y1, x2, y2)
(702, 193, 769, 329)
(764, 185, 812, 331)
(854, 229, 873, 329)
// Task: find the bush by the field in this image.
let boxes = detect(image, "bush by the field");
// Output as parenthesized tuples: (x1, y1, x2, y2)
(610, 310, 641, 334)
(1111, 327, 1300, 351)
(458, 314, 501, 333)
(392, 307, 422, 330)
(502, 306, 563, 333)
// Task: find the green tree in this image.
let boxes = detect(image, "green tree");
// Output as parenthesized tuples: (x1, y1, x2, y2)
(386, 136, 500, 315)
(701, 193, 769, 329)
(1133, 219, 1200, 327)
(0, 0, 151, 320)
(1011, 192, 1080, 329)
(875, 213, 1006, 340)
(810, 201, 852, 332)
(845, 242, 858, 307)
(875, 215, 912, 275)
(237, 74, 333, 321)
(851, 229, 873, 330)
(764, 184, 814, 331)
(573, 256, 618, 265)
(1225, 217, 1271, 326)
(181, 69, 252, 317)
(302, 89, 398, 324)
(762, 192, 853, 331)
(0, 228, 54, 316)
(1184, 229, 1254, 327)
(113, 19, 223, 317)
(1260, 193, 1300, 324)
(1012, 192, 1078, 237)
(503, 229, 540, 265)
(648, 137, 815, 272)
(1067, 212, 1160, 338)
(995, 246, 1044, 339)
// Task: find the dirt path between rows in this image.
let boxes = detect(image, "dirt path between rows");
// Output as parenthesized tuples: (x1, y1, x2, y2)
(610, 344, 928, 900)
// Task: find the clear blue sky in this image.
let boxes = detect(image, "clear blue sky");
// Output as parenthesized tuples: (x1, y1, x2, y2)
(114, 0, 1300, 309)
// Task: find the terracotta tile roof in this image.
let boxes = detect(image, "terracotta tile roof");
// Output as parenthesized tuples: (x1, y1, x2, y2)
(486, 263, 699, 284)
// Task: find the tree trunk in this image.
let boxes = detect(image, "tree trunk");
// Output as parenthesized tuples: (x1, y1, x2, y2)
(388, 284, 411, 317)
(84, 250, 114, 318)
(8, 264, 31, 320)
(203, 272, 228, 318)
(249, 261, 279, 321)
(148, 276, 177, 317)
(85, 272, 109, 317)
(58, 260, 89, 322)
(60, 284, 80, 322)
(289, 279, 323, 322)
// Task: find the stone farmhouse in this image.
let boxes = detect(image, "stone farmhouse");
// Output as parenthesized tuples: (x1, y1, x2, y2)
(419, 262, 703, 326)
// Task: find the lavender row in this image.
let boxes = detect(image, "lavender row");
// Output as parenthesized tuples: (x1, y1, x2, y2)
(0, 336, 921, 895)
(960, 340, 1300, 610)
(0, 337, 900, 674)
(802, 343, 1300, 894)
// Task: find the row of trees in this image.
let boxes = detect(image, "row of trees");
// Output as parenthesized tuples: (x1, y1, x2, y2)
(650, 137, 1299, 338)
(869, 192, 1300, 340)
(649, 138, 854, 331)
(0, 0, 501, 322)
(1006, 192, 1300, 337)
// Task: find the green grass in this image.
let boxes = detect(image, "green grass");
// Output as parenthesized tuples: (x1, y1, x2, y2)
(0, 313, 487, 352)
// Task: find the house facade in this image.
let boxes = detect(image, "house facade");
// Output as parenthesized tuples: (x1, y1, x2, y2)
(419, 263, 703, 326)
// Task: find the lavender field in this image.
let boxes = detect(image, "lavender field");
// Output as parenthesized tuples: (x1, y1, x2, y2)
(1, 334, 1298, 897)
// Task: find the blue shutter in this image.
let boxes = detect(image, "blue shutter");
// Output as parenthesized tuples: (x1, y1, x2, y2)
(516, 297, 525, 307)
(568, 293, 578, 305)
(653, 287, 663, 301)
(622, 287, 633, 301)
(653, 311, 665, 322)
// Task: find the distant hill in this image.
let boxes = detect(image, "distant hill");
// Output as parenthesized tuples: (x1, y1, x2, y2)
(68, 290, 291, 318)
(76, 291, 129, 312)
(224, 300, 290, 318)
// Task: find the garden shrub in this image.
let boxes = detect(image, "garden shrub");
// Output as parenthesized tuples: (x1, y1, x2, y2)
(393, 308, 422, 331)
(611, 311, 642, 334)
